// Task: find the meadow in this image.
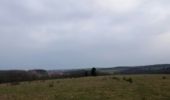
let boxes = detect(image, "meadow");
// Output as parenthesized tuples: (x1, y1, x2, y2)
(0, 75, 170, 100)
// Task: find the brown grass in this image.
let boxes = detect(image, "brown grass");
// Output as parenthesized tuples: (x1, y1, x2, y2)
(0, 75, 170, 100)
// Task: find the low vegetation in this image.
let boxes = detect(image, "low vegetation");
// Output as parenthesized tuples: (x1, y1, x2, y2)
(0, 75, 170, 100)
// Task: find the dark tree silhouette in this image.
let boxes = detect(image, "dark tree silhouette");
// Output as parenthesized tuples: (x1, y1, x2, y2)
(84, 71, 88, 76)
(91, 67, 97, 76)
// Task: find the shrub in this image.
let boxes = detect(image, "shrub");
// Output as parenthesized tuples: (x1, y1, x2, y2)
(112, 77, 120, 81)
(49, 83, 54, 88)
(162, 76, 166, 79)
(127, 78, 133, 83)
(123, 77, 133, 83)
(142, 97, 146, 100)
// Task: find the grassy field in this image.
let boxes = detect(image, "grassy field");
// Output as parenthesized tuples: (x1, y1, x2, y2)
(0, 75, 170, 100)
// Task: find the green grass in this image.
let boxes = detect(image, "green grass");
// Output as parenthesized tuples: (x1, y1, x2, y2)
(0, 75, 170, 100)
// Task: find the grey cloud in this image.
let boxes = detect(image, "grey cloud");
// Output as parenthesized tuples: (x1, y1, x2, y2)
(0, 0, 170, 69)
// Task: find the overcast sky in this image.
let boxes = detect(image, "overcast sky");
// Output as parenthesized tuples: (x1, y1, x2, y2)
(0, 0, 170, 69)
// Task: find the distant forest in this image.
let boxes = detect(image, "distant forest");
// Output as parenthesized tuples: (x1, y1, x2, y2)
(0, 64, 170, 84)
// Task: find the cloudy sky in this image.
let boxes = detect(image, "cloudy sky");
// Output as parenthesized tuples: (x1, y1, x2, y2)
(0, 0, 170, 69)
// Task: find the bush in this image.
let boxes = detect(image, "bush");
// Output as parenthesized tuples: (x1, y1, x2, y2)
(49, 83, 54, 88)
(127, 78, 133, 83)
(142, 97, 146, 100)
(162, 76, 166, 79)
(123, 77, 133, 83)
(112, 77, 120, 81)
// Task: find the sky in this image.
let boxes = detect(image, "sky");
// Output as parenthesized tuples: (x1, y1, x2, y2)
(0, 0, 170, 69)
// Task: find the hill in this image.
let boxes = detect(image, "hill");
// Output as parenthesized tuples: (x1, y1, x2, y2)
(99, 64, 170, 74)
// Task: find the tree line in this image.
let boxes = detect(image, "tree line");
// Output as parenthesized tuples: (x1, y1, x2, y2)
(0, 68, 98, 84)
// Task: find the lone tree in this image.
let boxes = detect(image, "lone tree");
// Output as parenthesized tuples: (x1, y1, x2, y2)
(91, 67, 97, 76)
